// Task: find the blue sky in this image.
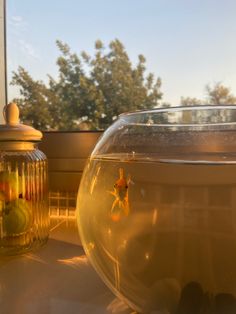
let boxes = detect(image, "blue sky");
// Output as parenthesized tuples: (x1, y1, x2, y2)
(6, 0, 236, 105)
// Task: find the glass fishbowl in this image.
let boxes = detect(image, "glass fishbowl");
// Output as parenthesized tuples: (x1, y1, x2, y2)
(77, 106, 236, 314)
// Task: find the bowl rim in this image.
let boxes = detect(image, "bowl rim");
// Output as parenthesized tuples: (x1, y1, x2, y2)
(119, 105, 236, 116)
(118, 105, 236, 128)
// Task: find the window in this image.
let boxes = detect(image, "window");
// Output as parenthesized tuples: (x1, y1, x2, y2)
(2, 0, 236, 214)
(5, 1, 236, 132)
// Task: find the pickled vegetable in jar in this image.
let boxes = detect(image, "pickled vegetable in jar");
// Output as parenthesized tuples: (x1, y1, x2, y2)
(0, 103, 49, 255)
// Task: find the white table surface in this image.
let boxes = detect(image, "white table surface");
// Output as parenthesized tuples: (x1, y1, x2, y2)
(0, 218, 134, 314)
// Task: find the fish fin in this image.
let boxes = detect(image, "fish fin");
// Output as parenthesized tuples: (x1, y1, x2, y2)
(107, 190, 116, 196)
(110, 199, 121, 222)
(127, 175, 134, 185)
(111, 198, 119, 212)
(123, 200, 130, 216)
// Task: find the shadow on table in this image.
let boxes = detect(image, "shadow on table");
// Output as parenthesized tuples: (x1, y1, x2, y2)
(0, 239, 131, 314)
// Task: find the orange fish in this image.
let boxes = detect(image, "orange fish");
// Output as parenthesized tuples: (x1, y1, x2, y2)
(109, 168, 131, 221)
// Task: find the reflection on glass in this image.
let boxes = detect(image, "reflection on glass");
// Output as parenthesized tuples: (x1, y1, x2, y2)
(78, 106, 236, 313)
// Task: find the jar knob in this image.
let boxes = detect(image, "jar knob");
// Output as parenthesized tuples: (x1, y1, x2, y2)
(3, 102, 20, 125)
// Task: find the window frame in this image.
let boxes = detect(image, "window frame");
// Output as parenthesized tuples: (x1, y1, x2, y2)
(0, 0, 6, 122)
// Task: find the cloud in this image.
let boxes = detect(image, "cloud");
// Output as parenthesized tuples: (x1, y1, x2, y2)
(11, 15, 23, 23)
(8, 15, 28, 29)
(8, 15, 40, 60)
(18, 39, 40, 60)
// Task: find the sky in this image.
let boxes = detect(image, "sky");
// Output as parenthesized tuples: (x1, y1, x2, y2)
(6, 0, 236, 105)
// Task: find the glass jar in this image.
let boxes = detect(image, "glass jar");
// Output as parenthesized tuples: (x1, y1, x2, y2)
(77, 106, 236, 314)
(0, 103, 49, 255)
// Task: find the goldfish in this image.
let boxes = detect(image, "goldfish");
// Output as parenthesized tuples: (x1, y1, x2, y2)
(109, 168, 131, 221)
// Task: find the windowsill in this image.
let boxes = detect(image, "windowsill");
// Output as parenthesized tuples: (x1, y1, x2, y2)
(0, 217, 131, 314)
(39, 131, 102, 193)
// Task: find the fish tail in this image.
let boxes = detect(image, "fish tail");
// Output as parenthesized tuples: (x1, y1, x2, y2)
(123, 200, 130, 216)
(111, 198, 119, 212)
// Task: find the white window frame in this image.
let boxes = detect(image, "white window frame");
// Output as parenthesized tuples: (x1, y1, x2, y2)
(0, 0, 6, 122)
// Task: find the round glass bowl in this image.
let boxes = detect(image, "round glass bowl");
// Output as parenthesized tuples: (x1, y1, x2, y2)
(77, 106, 236, 313)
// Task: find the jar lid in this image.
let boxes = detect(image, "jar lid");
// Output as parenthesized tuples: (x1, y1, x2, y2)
(0, 103, 42, 142)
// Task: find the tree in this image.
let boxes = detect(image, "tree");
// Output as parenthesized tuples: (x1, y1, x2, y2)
(205, 82, 236, 105)
(11, 67, 54, 129)
(180, 83, 236, 124)
(180, 82, 236, 106)
(180, 97, 202, 106)
(11, 39, 162, 130)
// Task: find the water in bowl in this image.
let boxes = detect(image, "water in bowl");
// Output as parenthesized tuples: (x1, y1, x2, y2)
(77, 152, 236, 314)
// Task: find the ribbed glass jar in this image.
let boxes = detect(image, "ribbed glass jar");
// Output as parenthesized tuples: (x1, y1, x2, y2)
(0, 141, 49, 255)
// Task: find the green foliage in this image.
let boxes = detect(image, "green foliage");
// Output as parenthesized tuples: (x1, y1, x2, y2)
(11, 39, 162, 130)
(180, 97, 202, 106)
(205, 83, 236, 105)
(11, 67, 54, 129)
(181, 83, 236, 106)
